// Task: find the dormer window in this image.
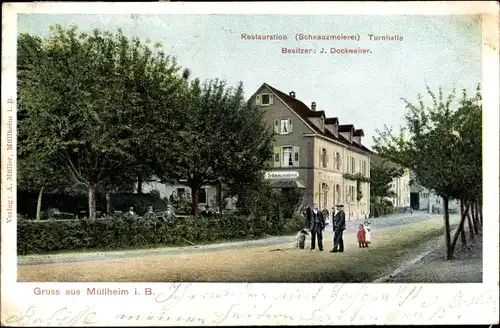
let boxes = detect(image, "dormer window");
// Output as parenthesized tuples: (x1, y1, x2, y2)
(256, 93, 274, 106)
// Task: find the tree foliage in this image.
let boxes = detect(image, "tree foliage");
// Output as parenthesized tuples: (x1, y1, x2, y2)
(368, 162, 404, 201)
(159, 78, 274, 215)
(17, 25, 186, 218)
(373, 84, 482, 259)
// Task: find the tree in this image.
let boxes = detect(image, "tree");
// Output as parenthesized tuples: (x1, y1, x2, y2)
(17, 33, 70, 219)
(373, 85, 482, 259)
(159, 78, 274, 215)
(17, 25, 186, 219)
(369, 161, 404, 201)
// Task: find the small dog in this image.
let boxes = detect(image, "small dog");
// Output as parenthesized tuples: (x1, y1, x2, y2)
(296, 229, 309, 249)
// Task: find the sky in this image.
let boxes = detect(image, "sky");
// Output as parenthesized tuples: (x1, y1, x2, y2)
(17, 14, 482, 149)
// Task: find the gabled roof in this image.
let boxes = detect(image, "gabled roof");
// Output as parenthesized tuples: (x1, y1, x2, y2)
(325, 117, 339, 125)
(259, 83, 373, 154)
(354, 129, 365, 137)
(308, 111, 325, 118)
(339, 124, 354, 133)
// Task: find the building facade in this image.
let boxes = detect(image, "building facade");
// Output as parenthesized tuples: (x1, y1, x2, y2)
(250, 83, 372, 219)
(389, 168, 411, 208)
(138, 179, 237, 211)
(409, 172, 459, 212)
(370, 153, 411, 208)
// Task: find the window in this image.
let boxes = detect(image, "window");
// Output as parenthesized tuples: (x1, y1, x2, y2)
(256, 93, 274, 106)
(335, 152, 341, 170)
(280, 119, 289, 134)
(282, 147, 294, 167)
(347, 186, 356, 202)
(261, 94, 270, 105)
(198, 188, 207, 204)
(351, 157, 356, 173)
(273, 146, 299, 167)
(321, 148, 327, 168)
(274, 118, 293, 135)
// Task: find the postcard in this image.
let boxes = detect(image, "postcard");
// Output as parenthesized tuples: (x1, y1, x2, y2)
(1, 1, 499, 326)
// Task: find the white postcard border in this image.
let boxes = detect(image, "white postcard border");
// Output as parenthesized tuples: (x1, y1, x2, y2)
(1, 2, 499, 326)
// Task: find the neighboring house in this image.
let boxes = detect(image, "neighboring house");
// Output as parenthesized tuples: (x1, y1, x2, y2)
(389, 169, 411, 207)
(249, 83, 372, 219)
(138, 178, 236, 211)
(409, 172, 459, 213)
(370, 153, 411, 208)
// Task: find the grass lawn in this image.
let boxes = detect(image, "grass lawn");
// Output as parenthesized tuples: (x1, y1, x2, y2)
(18, 217, 451, 283)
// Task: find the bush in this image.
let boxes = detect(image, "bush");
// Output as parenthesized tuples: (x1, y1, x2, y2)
(17, 214, 291, 255)
(235, 180, 304, 224)
(370, 200, 396, 217)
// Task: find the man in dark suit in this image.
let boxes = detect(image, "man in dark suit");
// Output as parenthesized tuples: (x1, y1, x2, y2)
(305, 203, 326, 251)
(330, 204, 346, 253)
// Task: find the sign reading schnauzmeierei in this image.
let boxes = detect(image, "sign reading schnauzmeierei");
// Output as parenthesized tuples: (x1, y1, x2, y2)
(264, 171, 299, 180)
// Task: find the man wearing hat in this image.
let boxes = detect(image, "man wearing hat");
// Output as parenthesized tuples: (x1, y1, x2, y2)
(305, 203, 326, 251)
(330, 204, 346, 253)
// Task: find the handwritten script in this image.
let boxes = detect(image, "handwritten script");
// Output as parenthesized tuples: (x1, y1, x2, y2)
(5, 305, 99, 326)
(3, 284, 497, 325)
(113, 283, 498, 325)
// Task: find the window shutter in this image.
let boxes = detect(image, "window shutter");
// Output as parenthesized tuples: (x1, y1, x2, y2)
(269, 94, 274, 105)
(274, 119, 279, 134)
(288, 118, 293, 134)
(273, 147, 281, 167)
(293, 146, 300, 167)
(256, 95, 262, 105)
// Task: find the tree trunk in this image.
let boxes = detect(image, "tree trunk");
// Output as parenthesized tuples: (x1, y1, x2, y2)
(473, 199, 480, 233)
(443, 197, 452, 260)
(88, 184, 97, 219)
(451, 200, 469, 252)
(217, 179, 223, 214)
(106, 192, 111, 214)
(137, 176, 143, 194)
(471, 198, 479, 235)
(191, 185, 200, 216)
(466, 200, 475, 242)
(478, 200, 483, 227)
(459, 199, 467, 246)
(36, 186, 44, 221)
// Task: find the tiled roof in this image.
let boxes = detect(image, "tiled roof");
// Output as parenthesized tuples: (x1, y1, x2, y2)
(263, 83, 372, 154)
(308, 111, 325, 118)
(354, 129, 365, 137)
(339, 124, 354, 132)
(325, 117, 339, 124)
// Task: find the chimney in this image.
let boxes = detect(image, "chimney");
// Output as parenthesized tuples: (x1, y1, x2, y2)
(289, 91, 296, 98)
(311, 102, 317, 111)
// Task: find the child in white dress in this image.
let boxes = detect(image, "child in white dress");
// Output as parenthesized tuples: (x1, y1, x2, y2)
(364, 221, 372, 247)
